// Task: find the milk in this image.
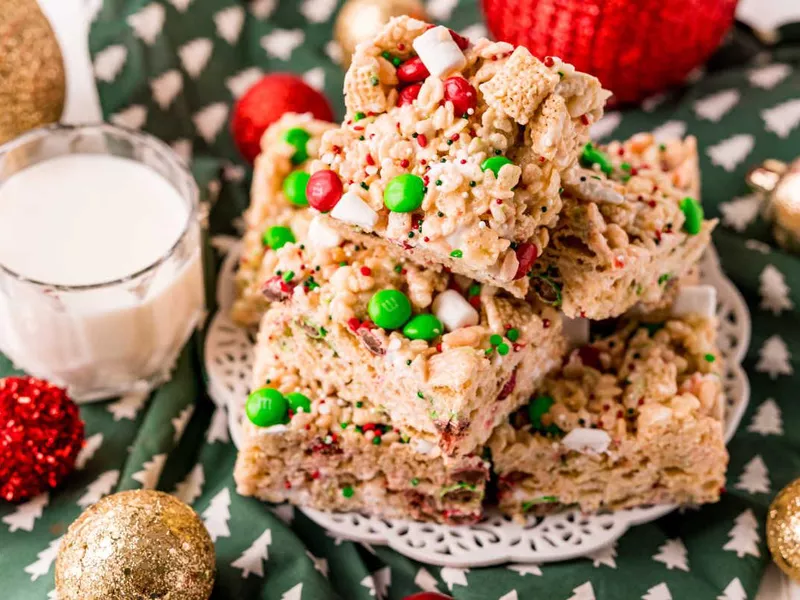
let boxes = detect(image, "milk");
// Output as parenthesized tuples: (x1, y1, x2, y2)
(0, 152, 204, 400)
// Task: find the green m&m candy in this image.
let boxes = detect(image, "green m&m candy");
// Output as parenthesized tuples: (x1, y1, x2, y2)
(580, 142, 613, 175)
(528, 395, 555, 430)
(480, 156, 513, 178)
(246, 387, 289, 427)
(368, 289, 412, 330)
(679, 196, 704, 235)
(262, 225, 295, 250)
(384, 174, 425, 212)
(402, 314, 444, 341)
(286, 392, 311, 414)
(283, 170, 310, 206)
(283, 127, 311, 164)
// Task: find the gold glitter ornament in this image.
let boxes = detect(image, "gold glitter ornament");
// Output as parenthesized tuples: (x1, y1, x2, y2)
(0, 0, 66, 144)
(767, 478, 800, 582)
(334, 0, 428, 68)
(748, 158, 800, 253)
(56, 490, 215, 600)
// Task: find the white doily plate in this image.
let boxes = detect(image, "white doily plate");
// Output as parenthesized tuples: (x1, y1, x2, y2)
(205, 244, 750, 567)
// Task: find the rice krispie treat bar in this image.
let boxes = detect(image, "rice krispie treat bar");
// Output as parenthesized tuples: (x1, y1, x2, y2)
(529, 134, 715, 319)
(489, 285, 728, 520)
(252, 235, 565, 457)
(304, 16, 609, 299)
(232, 113, 336, 326)
(233, 363, 489, 525)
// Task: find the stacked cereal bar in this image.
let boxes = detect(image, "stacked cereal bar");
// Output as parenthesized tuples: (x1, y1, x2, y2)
(304, 16, 609, 298)
(489, 285, 728, 520)
(232, 113, 335, 327)
(233, 362, 489, 525)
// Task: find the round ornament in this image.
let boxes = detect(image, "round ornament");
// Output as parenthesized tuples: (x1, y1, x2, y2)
(482, 0, 738, 104)
(334, 0, 428, 68)
(747, 158, 800, 253)
(56, 490, 215, 600)
(0, 376, 84, 502)
(768, 478, 800, 582)
(0, 0, 66, 144)
(231, 74, 334, 164)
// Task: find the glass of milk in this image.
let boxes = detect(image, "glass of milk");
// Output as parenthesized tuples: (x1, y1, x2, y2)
(0, 124, 205, 401)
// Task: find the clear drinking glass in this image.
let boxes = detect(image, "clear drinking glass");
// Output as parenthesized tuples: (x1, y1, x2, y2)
(0, 124, 205, 401)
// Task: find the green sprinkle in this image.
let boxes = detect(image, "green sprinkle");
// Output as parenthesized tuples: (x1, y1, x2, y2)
(580, 143, 613, 176)
(450, 249, 463, 258)
(522, 496, 559, 511)
(468, 284, 481, 297)
(411, 477, 420, 487)
(620, 162, 632, 172)
(355, 425, 363, 433)
(354, 111, 366, 121)
(340, 422, 348, 429)
(507, 328, 520, 342)
(557, 71, 565, 78)
(392, 56, 401, 67)
(342, 486, 354, 498)
(658, 273, 672, 285)
(485, 347, 494, 356)
(356, 401, 363, 408)
(469, 181, 477, 187)
(372, 436, 382, 445)
(417, 391, 424, 398)
(381, 50, 392, 61)
(643, 322, 665, 336)
(406, 360, 412, 366)
(394, 264, 403, 273)
(370, 75, 379, 86)
(659, 143, 667, 151)
(497, 343, 510, 355)
(489, 334, 503, 346)
(283, 270, 295, 282)
(705, 353, 716, 363)
(679, 197, 704, 235)
(360, 181, 369, 190)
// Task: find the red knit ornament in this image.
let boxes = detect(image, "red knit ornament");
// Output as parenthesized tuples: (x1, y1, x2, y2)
(482, 0, 738, 104)
(402, 594, 453, 600)
(0, 377, 84, 502)
(230, 73, 335, 164)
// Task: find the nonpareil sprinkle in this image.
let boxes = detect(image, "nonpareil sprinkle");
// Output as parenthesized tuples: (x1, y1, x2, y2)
(342, 486, 354, 498)
(450, 249, 463, 258)
(282, 270, 294, 282)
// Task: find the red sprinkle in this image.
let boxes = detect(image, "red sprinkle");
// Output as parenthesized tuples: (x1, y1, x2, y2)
(311, 470, 320, 480)
(581, 114, 590, 125)
(284, 480, 292, 489)
(400, 159, 410, 168)
(436, 343, 443, 352)
(397, 43, 405, 51)
(347, 317, 361, 332)
(513, 242, 538, 280)
(417, 134, 428, 147)
(360, 266, 372, 276)
(468, 295, 481, 308)
(362, 423, 376, 431)
(542, 318, 551, 328)
(648, 200, 657, 208)
(544, 56, 555, 67)
(365, 154, 375, 166)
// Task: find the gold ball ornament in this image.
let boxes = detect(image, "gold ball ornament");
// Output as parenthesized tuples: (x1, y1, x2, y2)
(0, 0, 66, 145)
(747, 157, 800, 253)
(334, 0, 428, 68)
(56, 490, 216, 600)
(768, 478, 800, 582)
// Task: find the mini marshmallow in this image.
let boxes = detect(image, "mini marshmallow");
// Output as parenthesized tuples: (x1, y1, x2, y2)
(261, 424, 289, 435)
(412, 26, 466, 79)
(670, 285, 717, 319)
(308, 214, 342, 249)
(561, 428, 611, 454)
(561, 315, 590, 348)
(412, 437, 435, 455)
(330, 191, 378, 231)
(432, 289, 479, 332)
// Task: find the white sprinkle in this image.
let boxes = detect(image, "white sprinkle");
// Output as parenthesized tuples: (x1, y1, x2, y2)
(318, 404, 331, 415)
(364, 430, 375, 441)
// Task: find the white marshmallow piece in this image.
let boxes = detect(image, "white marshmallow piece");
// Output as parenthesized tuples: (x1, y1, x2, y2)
(432, 289, 479, 332)
(561, 314, 590, 348)
(308, 214, 342, 249)
(412, 26, 466, 79)
(330, 191, 378, 231)
(670, 285, 717, 320)
(561, 428, 611, 455)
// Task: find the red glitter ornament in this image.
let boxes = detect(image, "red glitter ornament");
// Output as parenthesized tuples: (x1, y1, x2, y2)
(0, 377, 84, 502)
(482, 0, 737, 104)
(402, 594, 453, 600)
(231, 73, 335, 163)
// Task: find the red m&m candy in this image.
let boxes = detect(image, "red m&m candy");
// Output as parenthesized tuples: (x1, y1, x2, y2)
(444, 77, 478, 116)
(513, 242, 538, 280)
(397, 83, 423, 107)
(397, 57, 430, 83)
(306, 170, 343, 212)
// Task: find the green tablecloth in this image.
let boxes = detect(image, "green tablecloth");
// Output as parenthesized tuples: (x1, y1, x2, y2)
(3, 1, 800, 598)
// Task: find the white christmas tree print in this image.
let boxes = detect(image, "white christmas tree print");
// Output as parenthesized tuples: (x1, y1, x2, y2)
(642, 583, 672, 600)
(440, 567, 468, 591)
(759, 265, 794, 315)
(108, 391, 149, 421)
(25, 537, 62, 581)
(47, 589, 58, 600)
(126, 3, 165, 46)
(303, 68, 326, 92)
(567, 582, 596, 600)
(214, 6, 244, 45)
(749, 63, 791, 89)
(717, 577, 746, 600)
(507, 564, 543, 576)
(757, 335, 793, 379)
(746, 239, 771, 254)
(193, 103, 229, 144)
(300, 0, 337, 23)
(111, 105, 148, 130)
(150, 70, 183, 111)
(173, 463, 205, 505)
(748, 398, 783, 436)
(226, 67, 263, 99)
(642, 92, 666, 112)
(498, 592, 519, 600)
(694, 89, 739, 122)
(587, 541, 617, 568)
(94, 45, 127, 82)
(202, 488, 232, 541)
(372, 566, 391, 598)
(231, 528, 271, 578)
(223, 164, 246, 182)
(167, 0, 194, 12)
(207, 404, 230, 444)
(762, 99, 800, 139)
(75, 433, 103, 469)
(590, 112, 622, 140)
(3, 493, 48, 532)
(325, 40, 343, 64)
(281, 583, 303, 600)
(171, 405, 194, 443)
(179, 38, 213, 79)
(460, 23, 489, 40)
(719, 194, 761, 232)
(77, 470, 119, 508)
(427, 0, 459, 20)
(172, 139, 193, 165)
(270, 503, 294, 525)
(723, 509, 760, 558)
(414, 567, 440, 593)
(652, 120, 687, 143)
(131, 453, 166, 490)
(261, 29, 305, 61)
(250, 0, 277, 19)
(707, 134, 754, 172)
(736, 455, 770, 494)
(652, 538, 689, 571)
(305, 551, 328, 577)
